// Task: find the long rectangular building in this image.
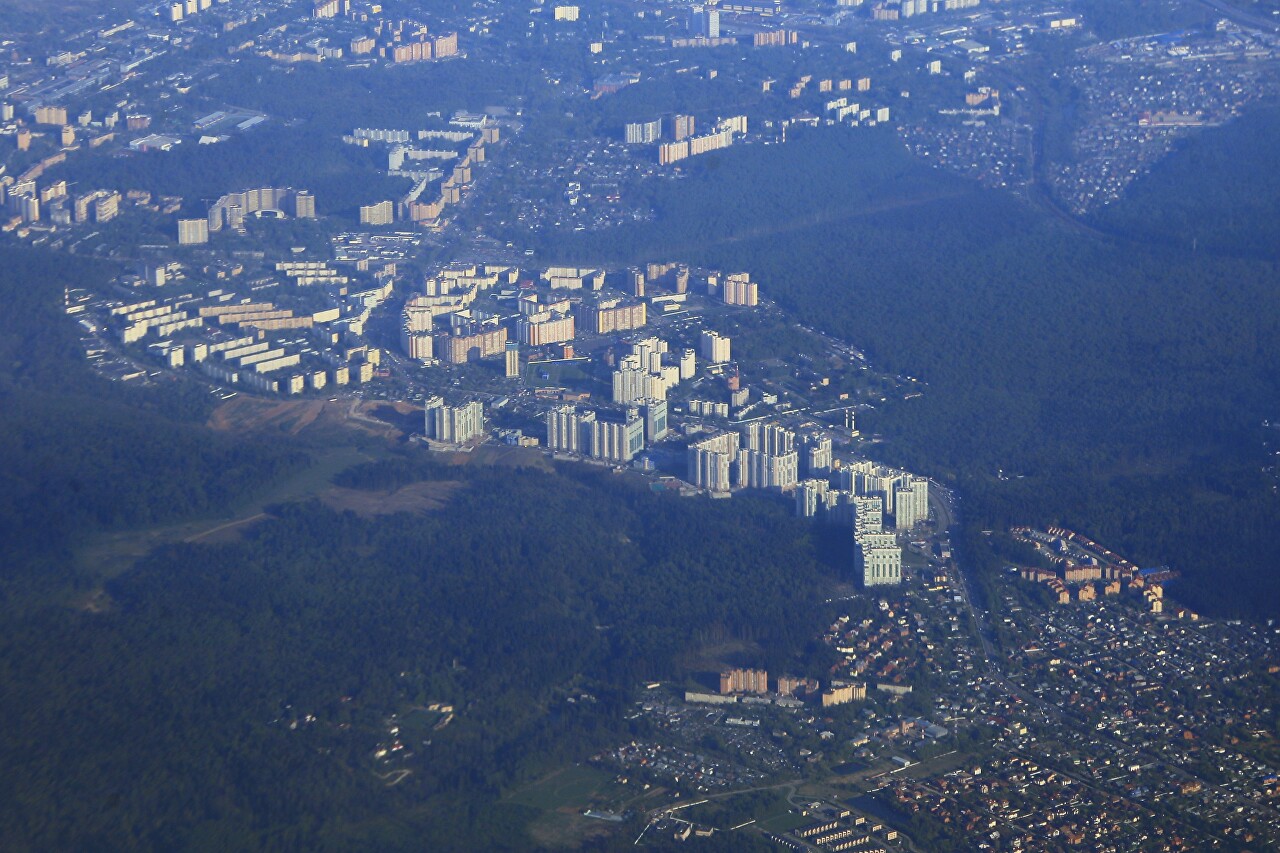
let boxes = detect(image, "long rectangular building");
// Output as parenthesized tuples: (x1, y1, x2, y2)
(517, 311, 575, 346)
(720, 668, 768, 695)
(437, 326, 507, 364)
(544, 406, 644, 463)
(579, 300, 647, 334)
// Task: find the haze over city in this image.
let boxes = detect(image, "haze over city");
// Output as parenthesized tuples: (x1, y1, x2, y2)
(2, 0, 1280, 849)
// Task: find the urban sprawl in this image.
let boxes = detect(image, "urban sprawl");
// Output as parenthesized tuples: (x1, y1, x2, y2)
(3, 0, 1280, 849)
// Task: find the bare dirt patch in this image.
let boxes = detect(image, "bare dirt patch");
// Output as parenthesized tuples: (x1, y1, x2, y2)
(72, 587, 116, 614)
(209, 397, 324, 433)
(455, 444, 555, 471)
(318, 480, 465, 517)
(366, 401, 423, 433)
(208, 397, 410, 440)
(525, 810, 615, 850)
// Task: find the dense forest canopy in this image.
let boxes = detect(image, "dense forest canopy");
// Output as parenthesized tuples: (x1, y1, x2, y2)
(0, 457, 839, 850)
(1076, 0, 1216, 40)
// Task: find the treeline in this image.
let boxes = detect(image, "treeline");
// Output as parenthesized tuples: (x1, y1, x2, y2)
(0, 0, 128, 36)
(0, 455, 839, 849)
(1089, 100, 1280, 261)
(1077, 0, 1213, 40)
(199, 58, 535, 138)
(512, 126, 965, 261)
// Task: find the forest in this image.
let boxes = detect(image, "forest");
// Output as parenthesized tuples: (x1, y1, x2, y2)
(51, 125, 410, 221)
(0, 454, 841, 850)
(1076, 0, 1215, 40)
(1089, 100, 1280, 260)
(521, 123, 1280, 621)
(0, 246, 309, 602)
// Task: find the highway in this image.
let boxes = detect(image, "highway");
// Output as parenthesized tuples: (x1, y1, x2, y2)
(1197, 0, 1280, 32)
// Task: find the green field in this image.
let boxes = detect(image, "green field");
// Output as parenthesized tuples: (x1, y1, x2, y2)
(525, 358, 605, 392)
(504, 766, 615, 811)
(758, 810, 811, 834)
(74, 443, 378, 582)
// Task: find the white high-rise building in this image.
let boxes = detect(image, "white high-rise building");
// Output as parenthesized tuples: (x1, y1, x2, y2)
(700, 330, 731, 364)
(857, 532, 901, 587)
(587, 413, 645, 462)
(624, 119, 662, 144)
(641, 398, 669, 443)
(688, 432, 737, 492)
(803, 434, 833, 477)
(690, 6, 720, 38)
(741, 422, 794, 455)
(424, 397, 485, 444)
(721, 272, 758, 306)
(546, 406, 644, 462)
(177, 218, 209, 245)
(613, 367, 661, 404)
(613, 340, 680, 403)
(893, 475, 929, 530)
(894, 486, 921, 529)
(679, 348, 697, 380)
(546, 405, 593, 453)
(402, 327, 434, 361)
(737, 448, 799, 490)
(505, 341, 519, 378)
(796, 479, 829, 518)
(853, 495, 884, 536)
(630, 336, 668, 369)
(843, 460, 907, 515)
(734, 423, 799, 490)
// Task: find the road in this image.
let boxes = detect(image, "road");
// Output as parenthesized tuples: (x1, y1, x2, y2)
(1197, 0, 1280, 31)
(184, 512, 268, 543)
(995, 83, 1117, 243)
(642, 779, 923, 853)
(928, 486, 999, 666)
(926, 484, 954, 535)
(935, 508, 1268, 840)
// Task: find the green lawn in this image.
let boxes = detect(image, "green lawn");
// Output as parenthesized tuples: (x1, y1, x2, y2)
(504, 766, 615, 811)
(758, 810, 810, 833)
(525, 359, 605, 391)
